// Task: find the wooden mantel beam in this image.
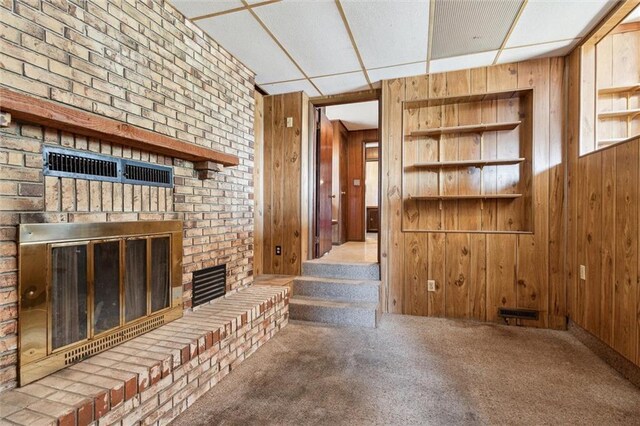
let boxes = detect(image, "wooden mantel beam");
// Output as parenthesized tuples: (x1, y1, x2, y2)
(0, 88, 240, 167)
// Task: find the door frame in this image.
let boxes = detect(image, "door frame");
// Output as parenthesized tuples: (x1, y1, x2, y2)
(306, 89, 382, 261)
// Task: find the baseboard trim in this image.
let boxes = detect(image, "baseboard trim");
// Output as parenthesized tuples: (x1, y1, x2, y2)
(568, 320, 640, 389)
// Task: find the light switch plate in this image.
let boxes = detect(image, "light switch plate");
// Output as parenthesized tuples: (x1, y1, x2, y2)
(427, 280, 436, 292)
(286, 117, 293, 128)
(579, 265, 586, 280)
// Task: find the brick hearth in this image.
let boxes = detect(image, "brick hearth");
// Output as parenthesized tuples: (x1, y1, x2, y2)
(0, 286, 288, 426)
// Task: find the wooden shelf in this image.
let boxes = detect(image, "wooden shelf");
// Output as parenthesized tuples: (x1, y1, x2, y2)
(408, 194, 522, 201)
(406, 158, 525, 170)
(598, 135, 639, 146)
(598, 84, 640, 95)
(598, 108, 640, 119)
(0, 88, 239, 166)
(406, 121, 521, 137)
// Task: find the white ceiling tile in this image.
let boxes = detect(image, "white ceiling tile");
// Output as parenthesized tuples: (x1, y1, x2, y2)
(197, 11, 303, 84)
(506, 0, 617, 48)
(254, 0, 361, 76)
(260, 79, 321, 97)
(311, 71, 369, 95)
(326, 101, 379, 131)
(430, 50, 498, 74)
(498, 39, 576, 64)
(341, 1, 429, 69)
(622, 4, 640, 23)
(432, 0, 523, 59)
(367, 62, 427, 84)
(170, 0, 243, 18)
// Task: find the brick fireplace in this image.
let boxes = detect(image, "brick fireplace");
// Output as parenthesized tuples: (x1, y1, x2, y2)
(0, 0, 258, 393)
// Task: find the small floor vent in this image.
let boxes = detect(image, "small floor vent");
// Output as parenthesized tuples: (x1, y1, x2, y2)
(498, 307, 539, 323)
(192, 264, 226, 307)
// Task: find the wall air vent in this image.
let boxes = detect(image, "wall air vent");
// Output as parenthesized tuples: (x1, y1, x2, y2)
(122, 159, 172, 187)
(43, 146, 173, 187)
(44, 147, 120, 183)
(192, 264, 226, 307)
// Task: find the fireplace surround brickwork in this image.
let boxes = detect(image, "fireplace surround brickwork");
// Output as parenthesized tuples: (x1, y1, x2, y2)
(0, 0, 256, 392)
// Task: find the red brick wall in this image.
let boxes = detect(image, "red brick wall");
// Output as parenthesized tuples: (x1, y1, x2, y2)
(0, 0, 256, 392)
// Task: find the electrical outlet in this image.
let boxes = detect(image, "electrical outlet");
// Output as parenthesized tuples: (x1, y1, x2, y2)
(286, 117, 293, 128)
(275, 246, 282, 256)
(427, 280, 436, 292)
(579, 265, 586, 280)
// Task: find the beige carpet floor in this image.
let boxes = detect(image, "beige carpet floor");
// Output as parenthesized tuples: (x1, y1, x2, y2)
(172, 315, 640, 425)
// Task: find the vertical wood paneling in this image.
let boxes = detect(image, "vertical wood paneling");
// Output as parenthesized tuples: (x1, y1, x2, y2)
(381, 57, 566, 329)
(404, 233, 428, 316)
(253, 92, 264, 276)
(428, 233, 446, 316)
(548, 57, 566, 330)
(445, 233, 470, 318)
(261, 92, 305, 276)
(283, 93, 302, 273)
(486, 233, 517, 322)
(386, 78, 406, 313)
(600, 148, 616, 345)
(516, 59, 550, 327)
(263, 95, 274, 274)
(613, 142, 638, 362)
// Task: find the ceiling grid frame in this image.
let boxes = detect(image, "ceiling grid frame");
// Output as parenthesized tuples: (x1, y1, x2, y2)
(169, 0, 623, 95)
(493, 0, 529, 65)
(189, 0, 281, 21)
(334, 0, 373, 89)
(240, 0, 324, 95)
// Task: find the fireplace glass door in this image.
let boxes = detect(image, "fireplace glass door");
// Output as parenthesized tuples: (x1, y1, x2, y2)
(51, 244, 88, 350)
(49, 235, 173, 347)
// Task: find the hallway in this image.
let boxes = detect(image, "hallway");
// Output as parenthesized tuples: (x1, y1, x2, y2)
(321, 234, 378, 264)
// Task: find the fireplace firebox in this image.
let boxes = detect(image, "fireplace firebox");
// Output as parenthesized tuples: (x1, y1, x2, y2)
(18, 221, 183, 385)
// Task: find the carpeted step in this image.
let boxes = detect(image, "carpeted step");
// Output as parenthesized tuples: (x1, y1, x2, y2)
(293, 276, 380, 303)
(301, 260, 380, 280)
(289, 296, 378, 328)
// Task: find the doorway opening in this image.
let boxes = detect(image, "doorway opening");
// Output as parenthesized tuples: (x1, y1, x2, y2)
(311, 96, 380, 264)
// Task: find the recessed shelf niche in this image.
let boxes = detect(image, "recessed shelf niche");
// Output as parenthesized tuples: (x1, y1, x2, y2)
(402, 89, 534, 233)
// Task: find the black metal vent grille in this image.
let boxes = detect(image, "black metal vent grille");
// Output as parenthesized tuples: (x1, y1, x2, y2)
(192, 264, 226, 307)
(43, 146, 172, 188)
(123, 160, 172, 186)
(498, 307, 539, 321)
(47, 151, 119, 178)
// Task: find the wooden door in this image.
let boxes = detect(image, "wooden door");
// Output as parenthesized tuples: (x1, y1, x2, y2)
(315, 109, 333, 257)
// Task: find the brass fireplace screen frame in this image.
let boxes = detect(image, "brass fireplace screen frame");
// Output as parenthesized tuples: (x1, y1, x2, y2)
(18, 221, 183, 385)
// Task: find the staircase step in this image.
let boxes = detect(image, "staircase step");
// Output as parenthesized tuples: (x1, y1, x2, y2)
(289, 297, 378, 328)
(293, 276, 380, 303)
(302, 260, 380, 280)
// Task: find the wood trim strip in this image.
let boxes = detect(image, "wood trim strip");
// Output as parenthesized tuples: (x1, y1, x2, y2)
(0, 88, 239, 166)
(335, 0, 372, 89)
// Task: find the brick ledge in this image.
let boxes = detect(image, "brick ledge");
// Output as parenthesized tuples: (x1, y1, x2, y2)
(0, 285, 289, 426)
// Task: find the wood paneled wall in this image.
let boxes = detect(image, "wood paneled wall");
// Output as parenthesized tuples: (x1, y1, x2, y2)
(253, 91, 264, 276)
(567, 50, 640, 367)
(261, 92, 309, 275)
(347, 129, 378, 241)
(380, 58, 566, 328)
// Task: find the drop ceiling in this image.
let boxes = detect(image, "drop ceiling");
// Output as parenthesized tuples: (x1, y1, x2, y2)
(170, 0, 618, 97)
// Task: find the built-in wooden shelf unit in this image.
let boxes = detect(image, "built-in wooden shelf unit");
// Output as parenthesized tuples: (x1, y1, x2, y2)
(402, 88, 533, 233)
